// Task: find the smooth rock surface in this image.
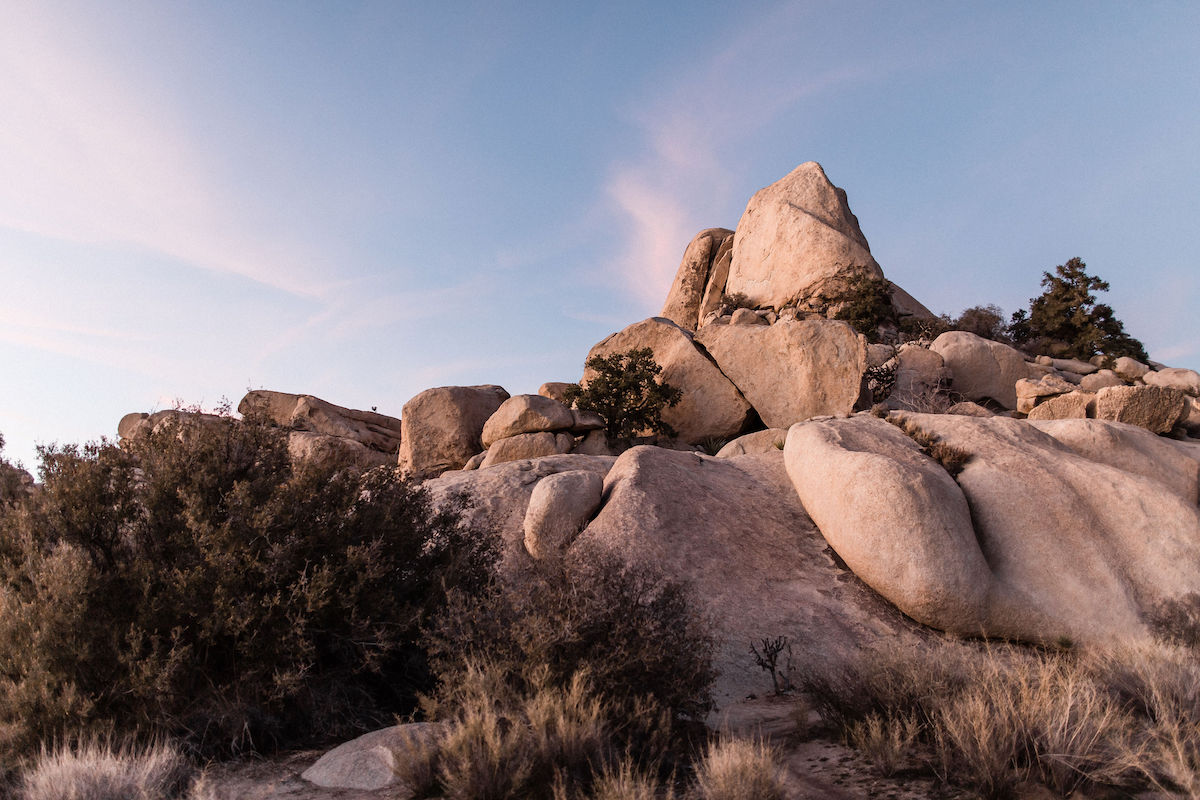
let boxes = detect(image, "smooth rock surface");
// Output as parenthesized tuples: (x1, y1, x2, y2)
(725, 162, 883, 310)
(572, 446, 937, 704)
(1030, 418, 1200, 504)
(480, 431, 573, 469)
(523, 470, 604, 560)
(1025, 391, 1094, 421)
(426, 454, 616, 574)
(695, 318, 866, 428)
(398, 385, 509, 477)
(538, 382, 575, 404)
(1080, 369, 1124, 392)
(1113, 356, 1150, 381)
(714, 429, 787, 458)
(583, 317, 752, 443)
(897, 414, 1200, 643)
(1145, 367, 1200, 397)
(931, 331, 1031, 410)
(482, 394, 574, 448)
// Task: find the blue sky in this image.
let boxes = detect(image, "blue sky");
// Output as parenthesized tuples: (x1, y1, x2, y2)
(2, 1, 1198, 469)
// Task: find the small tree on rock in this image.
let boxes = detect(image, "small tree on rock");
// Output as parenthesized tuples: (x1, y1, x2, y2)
(1009, 257, 1149, 362)
(563, 347, 682, 448)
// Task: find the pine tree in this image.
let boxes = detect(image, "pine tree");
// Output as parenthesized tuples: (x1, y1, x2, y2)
(1010, 257, 1149, 362)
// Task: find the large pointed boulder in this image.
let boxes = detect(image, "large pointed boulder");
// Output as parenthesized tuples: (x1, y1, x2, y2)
(582, 317, 752, 443)
(694, 318, 866, 428)
(725, 162, 883, 311)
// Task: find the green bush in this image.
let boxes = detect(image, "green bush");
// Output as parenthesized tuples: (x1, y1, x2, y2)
(951, 304, 1010, 342)
(563, 348, 682, 448)
(830, 275, 896, 341)
(422, 552, 715, 768)
(0, 413, 495, 768)
(1009, 257, 1149, 362)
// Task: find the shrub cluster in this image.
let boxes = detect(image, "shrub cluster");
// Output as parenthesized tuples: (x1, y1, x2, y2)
(563, 348, 682, 448)
(0, 413, 495, 769)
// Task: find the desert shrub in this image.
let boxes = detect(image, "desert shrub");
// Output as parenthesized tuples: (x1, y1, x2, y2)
(17, 738, 192, 800)
(691, 737, 785, 800)
(0, 434, 33, 506)
(887, 416, 972, 476)
(830, 275, 895, 341)
(848, 711, 920, 778)
(749, 636, 794, 695)
(1009, 257, 1149, 362)
(0, 412, 495, 767)
(423, 552, 714, 769)
(898, 313, 952, 341)
(721, 292, 756, 310)
(563, 348, 683, 448)
(588, 759, 671, 800)
(950, 304, 1010, 342)
(422, 663, 610, 800)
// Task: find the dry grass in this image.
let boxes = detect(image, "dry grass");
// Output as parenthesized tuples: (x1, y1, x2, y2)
(18, 738, 192, 800)
(848, 711, 920, 777)
(691, 737, 785, 800)
(806, 640, 1161, 798)
(422, 662, 613, 800)
(587, 761, 673, 800)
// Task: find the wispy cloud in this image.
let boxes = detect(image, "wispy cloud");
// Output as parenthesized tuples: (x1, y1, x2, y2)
(0, 2, 331, 299)
(602, 4, 883, 311)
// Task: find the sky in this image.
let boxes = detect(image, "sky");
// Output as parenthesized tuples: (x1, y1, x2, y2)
(2, 0, 1198, 470)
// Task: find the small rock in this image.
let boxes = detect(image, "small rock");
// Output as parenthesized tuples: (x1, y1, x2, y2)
(1027, 391, 1096, 421)
(730, 307, 765, 326)
(481, 432, 574, 469)
(1095, 385, 1188, 434)
(482, 395, 574, 448)
(715, 429, 787, 457)
(1015, 374, 1076, 414)
(302, 723, 445, 791)
(1080, 369, 1124, 392)
(1113, 356, 1150, 381)
(1144, 368, 1200, 397)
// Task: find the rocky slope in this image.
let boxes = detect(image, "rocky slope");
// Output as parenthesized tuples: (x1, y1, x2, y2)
(115, 162, 1200, 793)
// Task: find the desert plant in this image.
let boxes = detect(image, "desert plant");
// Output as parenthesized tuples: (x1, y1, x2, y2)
(749, 636, 793, 695)
(888, 416, 972, 477)
(563, 348, 683, 448)
(0, 411, 495, 767)
(848, 711, 921, 778)
(721, 292, 756, 310)
(425, 554, 715, 724)
(588, 759, 672, 800)
(429, 664, 610, 800)
(18, 738, 192, 800)
(691, 737, 785, 800)
(951, 304, 1010, 342)
(1009, 257, 1149, 362)
(423, 552, 714, 771)
(829, 275, 896, 341)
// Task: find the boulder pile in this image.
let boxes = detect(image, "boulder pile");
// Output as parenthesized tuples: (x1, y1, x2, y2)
(113, 161, 1200, 710)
